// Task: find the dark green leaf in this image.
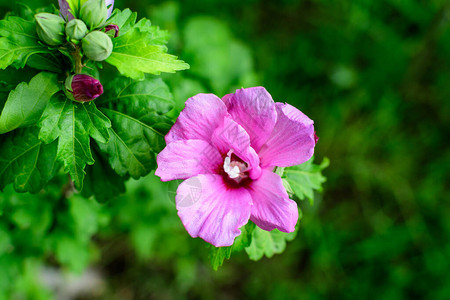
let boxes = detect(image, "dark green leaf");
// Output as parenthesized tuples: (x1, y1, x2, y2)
(0, 126, 59, 193)
(97, 76, 173, 178)
(0, 72, 59, 134)
(283, 157, 329, 205)
(0, 16, 51, 69)
(39, 96, 111, 190)
(82, 148, 127, 203)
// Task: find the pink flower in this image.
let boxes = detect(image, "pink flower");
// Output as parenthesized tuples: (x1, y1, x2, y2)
(155, 87, 316, 247)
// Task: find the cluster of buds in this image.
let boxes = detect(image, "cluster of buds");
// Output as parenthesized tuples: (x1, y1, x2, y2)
(35, 0, 118, 102)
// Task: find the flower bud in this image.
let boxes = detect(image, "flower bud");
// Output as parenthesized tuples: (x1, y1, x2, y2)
(35, 13, 66, 46)
(66, 19, 88, 41)
(80, 0, 108, 29)
(82, 31, 113, 61)
(65, 74, 103, 102)
(104, 24, 119, 38)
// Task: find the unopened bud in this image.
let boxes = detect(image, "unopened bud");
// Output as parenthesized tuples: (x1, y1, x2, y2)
(66, 19, 88, 41)
(82, 31, 113, 61)
(80, 0, 108, 29)
(35, 13, 66, 46)
(65, 74, 103, 102)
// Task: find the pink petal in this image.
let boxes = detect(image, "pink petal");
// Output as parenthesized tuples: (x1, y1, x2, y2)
(259, 103, 315, 168)
(176, 174, 252, 247)
(166, 94, 227, 144)
(223, 87, 277, 152)
(247, 170, 298, 232)
(155, 140, 222, 181)
(211, 115, 261, 179)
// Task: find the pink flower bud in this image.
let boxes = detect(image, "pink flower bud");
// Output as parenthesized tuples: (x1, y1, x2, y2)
(314, 131, 319, 144)
(66, 74, 103, 102)
(104, 24, 119, 37)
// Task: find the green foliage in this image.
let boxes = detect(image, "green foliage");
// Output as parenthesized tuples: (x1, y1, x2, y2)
(0, 127, 59, 193)
(97, 76, 173, 179)
(106, 9, 189, 80)
(245, 227, 298, 261)
(183, 17, 255, 95)
(39, 96, 111, 190)
(0, 72, 59, 134)
(0, 16, 51, 69)
(283, 157, 329, 205)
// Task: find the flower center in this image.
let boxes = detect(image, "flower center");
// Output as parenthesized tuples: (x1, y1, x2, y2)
(223, 150, 248, 184)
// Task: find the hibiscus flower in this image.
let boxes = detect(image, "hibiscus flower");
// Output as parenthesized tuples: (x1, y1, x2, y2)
(156, 87, 316, 247)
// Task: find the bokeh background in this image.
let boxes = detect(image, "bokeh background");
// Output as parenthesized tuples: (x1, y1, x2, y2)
(0, 0, 449, 299)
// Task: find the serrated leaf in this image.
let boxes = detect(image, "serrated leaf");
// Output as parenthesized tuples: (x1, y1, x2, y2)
(283, 157, 329, 205)
(82, 148, 127, 203)
(108, 9, 138, 36)
(106, 26, 189, 80)
(39, 96, 111, 190)
(245, 226, 298, 261)
(0, 72, 59, 134)
(0, 16, 51, 69)
(97, 76, 173, 178)
(0, 126, 59, 193)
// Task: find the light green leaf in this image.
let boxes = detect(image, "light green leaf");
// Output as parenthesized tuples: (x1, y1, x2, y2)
(0, 127, 59, 193)
(39, 96, 111, 190)
(0, 16, 51, 69)
(245, 226, 298, 261)
(283, 157, 329, 205)
(0, 72, 59, 134)
(97, 76, 173, 178)
(106, 26, 189, 80)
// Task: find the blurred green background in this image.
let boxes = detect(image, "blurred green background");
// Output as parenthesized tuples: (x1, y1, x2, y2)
(1, 0, 449, 299)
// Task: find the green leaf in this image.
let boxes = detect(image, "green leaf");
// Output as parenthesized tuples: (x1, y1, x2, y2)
(210, 222, 255, 270)
(97, 76, 173, 178)
(0, 127, 59, 193)
(82, 148, 127, 203)
(107, 9, 138, 36)
(39, 96, 111, 190)
(0, 16, 51, 69)
(0, 72, 59, 134)
(106, 25, 189, 80)
(283, 157, 329, 205)
(245, 227, 298, 261)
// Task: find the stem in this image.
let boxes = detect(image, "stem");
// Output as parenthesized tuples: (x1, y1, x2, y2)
(72, 44, 83, 74)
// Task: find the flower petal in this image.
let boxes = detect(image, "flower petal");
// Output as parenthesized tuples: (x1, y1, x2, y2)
(105, 0, 114, 17)
(58, 0, 74, 20)
(166, 94, 227, 144)
(211, 116, 261, 179)
(223, 87, 277, 152)
(155, 140, 222, 181)
(176, 174, 252, 247)
(248, 169, 298, 232)
(259, 103, 315, 168)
